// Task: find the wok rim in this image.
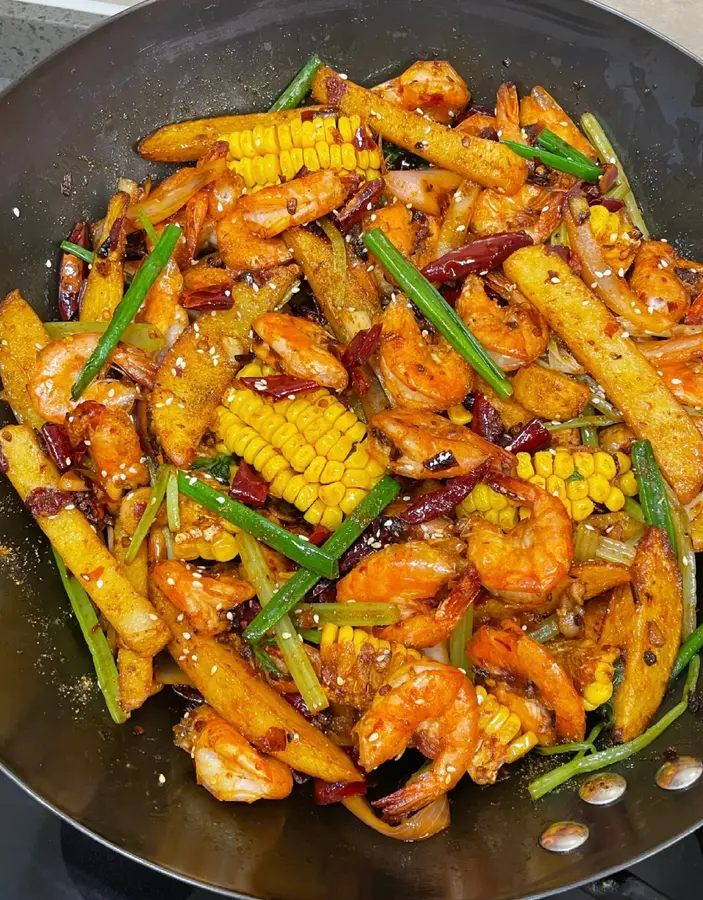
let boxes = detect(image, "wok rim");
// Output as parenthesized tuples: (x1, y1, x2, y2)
(0, 0, 702, 896)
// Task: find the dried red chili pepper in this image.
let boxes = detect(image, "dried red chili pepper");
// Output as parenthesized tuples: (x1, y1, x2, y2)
(421, 231, 533, 282)
(400, 459, 492, 524)
(336, 178, 384, 232)
(228, 461, 269, 507)
(314, 779, 367, 805)
(25, 487, 73, 517)
(239, 375, 320, 400)
(505, 417, 551, 454)
(470, 393, 505, 444)
(308, 524, 333, 546)
(58, 222, 89, 321)
(41, 423, 85, 473)
(341, 323, 383, 370)
(181, 284, 234, 311)
(440, 283, 462, 308)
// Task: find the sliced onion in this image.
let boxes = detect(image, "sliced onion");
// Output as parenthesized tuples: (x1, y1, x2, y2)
(342, 794, 450, 841)
(384, 169, 463, 217)
(541, 336, 585, 375)
(637, 332, 703, 364)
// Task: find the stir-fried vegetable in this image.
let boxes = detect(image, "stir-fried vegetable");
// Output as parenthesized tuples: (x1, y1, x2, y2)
(294, 602, 400, 627)
(269, 54, 323, 111)
(448, 607, 474, 673)
(45, 320, 165, 353)
(632, 440, 678, 553)
(166, 467, 181, 532)
(501, 138, 604, 182)
(59, 240, 94, 264)
(125, 465, 170, 564)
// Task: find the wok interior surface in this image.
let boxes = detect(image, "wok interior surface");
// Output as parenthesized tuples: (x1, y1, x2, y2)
(1, 0, 703, 896)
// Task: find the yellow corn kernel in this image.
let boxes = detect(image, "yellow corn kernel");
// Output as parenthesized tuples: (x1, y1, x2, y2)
(320, 460, 345, 484)
(484, 508, 500, 525)
(617, 470, 638, 497)
(519, 506, 531, 520)
(285, 396, 311, 423)
(346, 421, 367, 443)
(472, 484, 493, 512)
(593, 451, 617, 480)
(258, 412, 287, 443)
(320, 401, 345, 425)
(498, 505, 517, 531)
(316, 141, 331, 168)
(253, 444, 278, 472)
(282, 473, 306, 504)
(583, 681, 613, 711)
(210, 532, 239, 562)
(328, 435, 354, 462)
(516, 452, 535, 480)
(571, 497, 595, 522)
(615, 451, 631, 474)
(314, 428, 343, 457)
(505, 731, 538, 764)
(321, 505, 344, 530)
(242, 435, 269, 465)
(497, 712, 523, 746)
(337, 624, 354, 644)
(489, 490, 508, 511)
(553, 451, 575, 479)
(367, 457, 387, 477)
(587, 473, 611, 503)
(448, 404, 472, 426)
(295, 482, 319, 512)
(529, 474, 546, 489)
(342, 468, 372, 490)
(566, 476, 588, 501)
(296, 406, 323, 432)
(304, 456, 327, 483)
(320, 622, 338, 649)
(561, 497, 572, 517)
(574, 450, 595, 477)
(238, 361, 265, 378)
(475, 685, 488, 704)
(483, 704, 511, 736)
(270, 421, 298, 450)
(605, 485, 626, 512)
(534, 450, 554, 477)
(345, 448, 370, 469)
(340, 488, 368, 515)
(304, 498, 325, 525)
(280, 433, 307, 464)
(261, 454, 289, 483)
(336, 410, 359, 433)
(289, 443, 317, 473)
(456, 495, 475, 517)
(302, 415, 333, 444)
(320, 482, 346, 507)
(546, 475, 567, 502)
(588, 203, 611, 234)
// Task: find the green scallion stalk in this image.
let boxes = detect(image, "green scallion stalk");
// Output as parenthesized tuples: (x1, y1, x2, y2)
(178, 472, 338, 578)
(573, 523, 601, 563)
(269, 54, 323, 111)
(528, 655, 700, 800)
(574, 721, 605, 761)
(243, 475, 400, 643)
(529, 614, 559, 643)
(671, 623, 703, 682)
(580, 112, 650, 239)
(624, 497, 645, 523)
(631, 440, 677, 553)
(238, 532, 328, 713)
(550, 221, 568, 247)
(536, 128, 597, 167)
(535, 741, 595, 756)
(53, 549, 128, 724)
(253, 644, 288, 677)
(60, 240, 94, 264)
(162, 526, 175, 560)
(166, 467, 181, 532)
(545, 415, 619, 432)
(137, 208, 159, 245)
(294, 602, 400, 628)
(71, 223, 181, 400)
(449, 606, 474, 674)
(298, 629, 322, 645)
(362, 228, 513, 399)
(125, 465, 169, 564)
(500, 139, 604, 183)
(595, 536, 637, 566)
(580, 404, 599, 447)
(665, 484, 697, 640)
(44, 320, 165, 353)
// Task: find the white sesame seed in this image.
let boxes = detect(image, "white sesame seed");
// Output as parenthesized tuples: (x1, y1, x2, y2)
(149, 613, 158, 621)
(368, 732, 379, 741)
(96, 579, 104, 588)
(183, 632, 191, 640)
(12, 207, 20, 217)
(158, 774, 166, 785)
(281, 632, 291, 640)
(211, 665, 218, 675)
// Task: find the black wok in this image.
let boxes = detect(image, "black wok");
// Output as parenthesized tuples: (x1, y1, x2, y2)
(1, 0, 702, 896)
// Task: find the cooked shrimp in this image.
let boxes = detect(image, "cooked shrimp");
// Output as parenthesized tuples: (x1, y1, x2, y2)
(373, 60, 470, 124)
(377, 564, 481, 649)
(207, 170, 245, 221)
(336, 539, 461, 609)
(636, 332, 703, 405)
(456, 274, 549, 370)
(369, 409, 515, 479)
(153, 560, 255, 634)
(364, 204, 440, 275)
(464, 473, 573, 599)
(587, 203, 641, 276)
(467, 624, 585, 740)
(28, 333, 157, 424)
(238, 170, 346, 240)
(174, 706, 293, 803)
(354, 660, 478, 819)
(253, 312, 348, 391)
(136, 257, 188, 347)
(520, 85, 597, 161)
(629, 241, 691, 332)
(379, 296, 473, 409)
(490, 683, 556, 745)
(66, 400, 149, 501)
(471, 183, 565, 244)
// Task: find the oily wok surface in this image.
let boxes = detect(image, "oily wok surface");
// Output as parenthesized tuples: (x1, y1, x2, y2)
(1, 0, 703, 896)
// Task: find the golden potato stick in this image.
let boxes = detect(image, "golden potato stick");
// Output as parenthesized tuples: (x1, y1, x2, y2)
(150, 326, 238, 467)
(150, 583, 363, 783)
(1, 425, 169, 655)
(80, 191, 129, 322)
(138, 108, 323, 162)
(117, 649, 161, 713)
(503, 246, 703, 503)
(0, 290, 49, 428)
(436, 180, 482, 257)
(311, 67, 527, 194)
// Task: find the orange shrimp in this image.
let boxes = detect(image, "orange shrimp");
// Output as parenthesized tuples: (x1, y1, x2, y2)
(364, 203, 440, 274)
(66, 400, 149, 501)
(336, 539, 461, 610)
(379, 295, 473, 409)
(465, 473, 573, 599)
(355, 660, 478, 819)
(637, 332, 703, 406)
(238, 170, 347, 239)
(629, 241, 691, 332)
(153, 560, 255, 635)
(467, 624, 585, 741)
(175, 706, 293, 803)
(456, 274, 549, 370)
(520, 85, 598, 161)
(369, 409, 515, 479)
(28, 333, 156, 424)
(253, 312, 348, 391)
(456, 82, 523, 143)
(373, 60, 470, 124)
(136, 257, 188, 346)
(471, 183, 565, 244)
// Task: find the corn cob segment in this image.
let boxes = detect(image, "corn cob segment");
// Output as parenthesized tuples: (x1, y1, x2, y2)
(167, 492, 241, 562)
(546, 640, 619, 712)
(319, 623, 422, 709)
(458, 446, 636, 527)
(221, 113, 382, 189)
(468, 686, 538, 784)
(215, 362, 385, 530)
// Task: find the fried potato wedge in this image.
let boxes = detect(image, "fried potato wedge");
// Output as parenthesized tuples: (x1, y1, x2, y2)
(150, 584, 363, 783)
(565, 560, 632, 602)
(117, 649, 162, 713)
(504, 246, 703, 503)
(138, 108, 323, 163)
(512, 365, 591, 421)
(1, 425, 169, 655)
(151, 326, 237, 467)
(612, 527, 683, 742)
(598, 582, 636, 649)
(0, 290, 49, 427)
(311, 67, 527, 195)
(80, 191, 129, 322)
(474, 375, 532, 430)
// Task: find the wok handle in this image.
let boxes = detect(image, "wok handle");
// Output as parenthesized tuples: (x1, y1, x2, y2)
(583, 872, 672, 900)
